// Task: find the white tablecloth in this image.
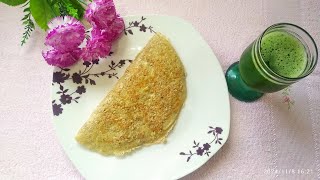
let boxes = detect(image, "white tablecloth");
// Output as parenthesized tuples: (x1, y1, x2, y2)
(0, 0, 319, 179)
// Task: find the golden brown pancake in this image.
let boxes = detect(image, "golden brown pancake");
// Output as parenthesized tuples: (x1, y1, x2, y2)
(75, 33, 186, 155)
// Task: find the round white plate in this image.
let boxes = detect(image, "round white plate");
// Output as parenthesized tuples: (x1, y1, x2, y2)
(51, 15, 230, 180)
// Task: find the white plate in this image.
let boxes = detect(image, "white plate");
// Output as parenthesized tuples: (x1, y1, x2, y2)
(51, 15, 230, 180)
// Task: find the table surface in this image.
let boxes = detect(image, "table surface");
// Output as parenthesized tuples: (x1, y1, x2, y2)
(1, 0, 320, 179)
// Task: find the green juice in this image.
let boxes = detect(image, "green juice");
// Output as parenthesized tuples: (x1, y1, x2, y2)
(239, 31, 308, 92)
(261, 31, 307, 78)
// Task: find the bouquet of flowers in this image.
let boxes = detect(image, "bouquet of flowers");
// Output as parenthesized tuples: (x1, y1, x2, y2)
(0, 0, 124, 67)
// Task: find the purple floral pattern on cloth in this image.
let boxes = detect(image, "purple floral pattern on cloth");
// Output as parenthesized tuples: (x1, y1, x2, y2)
(282, 87, 295, 110)
(180, 126, 224, 162)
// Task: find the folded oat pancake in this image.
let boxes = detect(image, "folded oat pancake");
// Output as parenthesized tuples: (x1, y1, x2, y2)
(75, 33, 186, 155)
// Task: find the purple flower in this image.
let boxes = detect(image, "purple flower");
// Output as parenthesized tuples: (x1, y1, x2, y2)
(215, 127, 223, 134)
(76, 86, 86, 94)
(139, 24, 147, 32)
(81, 30, 112, 61)
(42, 48, 81, 68)
(52, 103, 63, 116)
(203, 143, 211, 151)
(89, 16, 124, 42)
(45, 16, 85, 52)
(133, 21, 139, 27)
(43, 16, 85, 67)
(60, 94, 72, 105)
(92, 59, 99, 64)
(118, 59, 126, 67)
(85, 0, 117, 29)
(83, 61, 91, 67)
(108, 15, 124, 41)
(82, 0, 124, 61)
(72, 73, 82, 84)
(196, 147, 204, 156)
(53, 72, 68, 84)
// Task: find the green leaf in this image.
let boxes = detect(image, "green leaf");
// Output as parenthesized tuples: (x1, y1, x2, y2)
(0, 0, 27, 6)
(21, 14, 29, 21)
(23, 7, 30, 12)
(30, 0, 56, 30)
(65, 2, 78, 18)
(21, 4, 35, 46)
(56, 2, 67, 17)
(22, 20, 29, 25)
(49, 0, 58, 5)
(68, 0, 84, 19)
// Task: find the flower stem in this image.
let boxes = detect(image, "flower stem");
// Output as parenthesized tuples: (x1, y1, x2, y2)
(82, 64, 94, 74)
(209, 134, 218, 144)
